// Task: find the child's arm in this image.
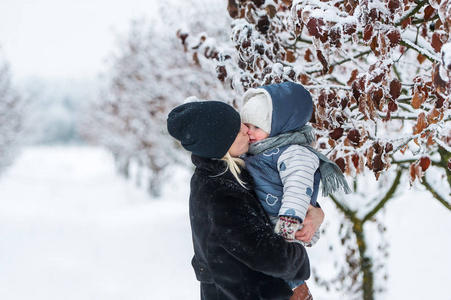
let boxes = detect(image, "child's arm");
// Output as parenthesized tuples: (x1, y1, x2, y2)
(277, 145, 320, 221)
(275, 145, 320, 242)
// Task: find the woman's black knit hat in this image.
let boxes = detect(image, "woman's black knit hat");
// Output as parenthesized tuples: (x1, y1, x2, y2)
(167, 101, 241, 159)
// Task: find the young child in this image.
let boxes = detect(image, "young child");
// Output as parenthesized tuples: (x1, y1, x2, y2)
(240, 81, 351, 297)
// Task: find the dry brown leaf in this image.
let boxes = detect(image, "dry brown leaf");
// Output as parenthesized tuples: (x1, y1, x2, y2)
(388, 0, 401, 13)
(347, 69, 359, 86)
(363, 24, 373, 42)
(432, 32, 444, 53)
(417, 53, 426, 64)
(347, 129, 361, 146)
(401, 17, 411, 29)
(419, 156, 431, 171)
(366, 147, 374, 170)
(409, 163, 417, 186)
(413, 112, 428, 135)
(352, 153, 360, 169)
(286, 50, 296, 63)
(265, 4, 277, 18)
(427, 134, 435, 146)
(400, 144, 408, 154)
(335, 157, 346, 173)
(432, 64, 449, 97)
(330, 127, 344, 140)
(387, 29, 401, 47)
(328, 138, 336, 148)
(411, 89, 424, 109)
(427, 108, 442, 124)
(227, 0, 239, 18)
(389, 78, 402, 100)
(379, 34, 388, 57)
(304, 48, 313, 62)
(423, 5, 436, 21)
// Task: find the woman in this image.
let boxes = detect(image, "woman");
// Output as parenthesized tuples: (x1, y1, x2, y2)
(167, 100, 322, 300)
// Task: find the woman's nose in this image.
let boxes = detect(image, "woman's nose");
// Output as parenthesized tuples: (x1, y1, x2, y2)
(242, 124, 249, 135)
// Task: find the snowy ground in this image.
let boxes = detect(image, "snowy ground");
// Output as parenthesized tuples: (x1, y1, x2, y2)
(0, 146, 450, 300)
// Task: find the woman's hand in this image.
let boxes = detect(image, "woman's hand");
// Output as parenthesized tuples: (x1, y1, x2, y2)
(295, 205, 325, 243)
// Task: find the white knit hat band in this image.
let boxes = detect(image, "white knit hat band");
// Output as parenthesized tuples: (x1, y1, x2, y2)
(240, 92, 272, 134)
(241, 114, 271, 134)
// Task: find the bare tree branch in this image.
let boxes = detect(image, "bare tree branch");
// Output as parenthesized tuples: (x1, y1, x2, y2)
(421, 178, 451, 211)
(363, 169, 403, 222)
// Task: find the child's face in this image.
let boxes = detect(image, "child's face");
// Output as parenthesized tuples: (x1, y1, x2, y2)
(245, 124, 269, 143)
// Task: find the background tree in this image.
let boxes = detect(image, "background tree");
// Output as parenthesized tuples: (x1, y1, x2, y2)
(80, 0, 236, 197)
(182, 0, 451, 299)
(0, 51, 25, 175)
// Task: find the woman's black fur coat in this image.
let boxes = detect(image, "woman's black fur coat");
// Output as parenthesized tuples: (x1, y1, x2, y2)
(189, 155, 310, 300)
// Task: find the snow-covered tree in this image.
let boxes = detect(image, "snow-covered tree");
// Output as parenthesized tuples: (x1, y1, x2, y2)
(182, 0, 451, 298)
(19, 78, 95, 145)
(0, 52, 25, 174)
(81, 0, 236, 197)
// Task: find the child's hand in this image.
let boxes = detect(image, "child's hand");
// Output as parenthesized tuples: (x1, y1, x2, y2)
(274, 216, 301, 242)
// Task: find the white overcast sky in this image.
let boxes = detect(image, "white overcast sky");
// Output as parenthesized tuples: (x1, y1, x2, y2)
(0, 0, 157, 81)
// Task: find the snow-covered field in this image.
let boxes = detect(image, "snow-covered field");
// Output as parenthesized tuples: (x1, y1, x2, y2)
(0, 146, 450, 300)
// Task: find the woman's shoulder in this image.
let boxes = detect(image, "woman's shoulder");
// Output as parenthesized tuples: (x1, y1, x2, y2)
(193, 169, 252, 199)
(206, 172, 251, 194)
(191, 155, 225, 172)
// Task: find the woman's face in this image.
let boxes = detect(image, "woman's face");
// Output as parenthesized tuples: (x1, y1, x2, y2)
(228, 124, 250, 157)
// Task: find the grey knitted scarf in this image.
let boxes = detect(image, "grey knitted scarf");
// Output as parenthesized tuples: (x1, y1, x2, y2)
(247, 125, 352, 196)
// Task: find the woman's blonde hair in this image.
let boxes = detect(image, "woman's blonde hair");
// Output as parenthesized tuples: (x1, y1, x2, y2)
(220, 152, 248, 189)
